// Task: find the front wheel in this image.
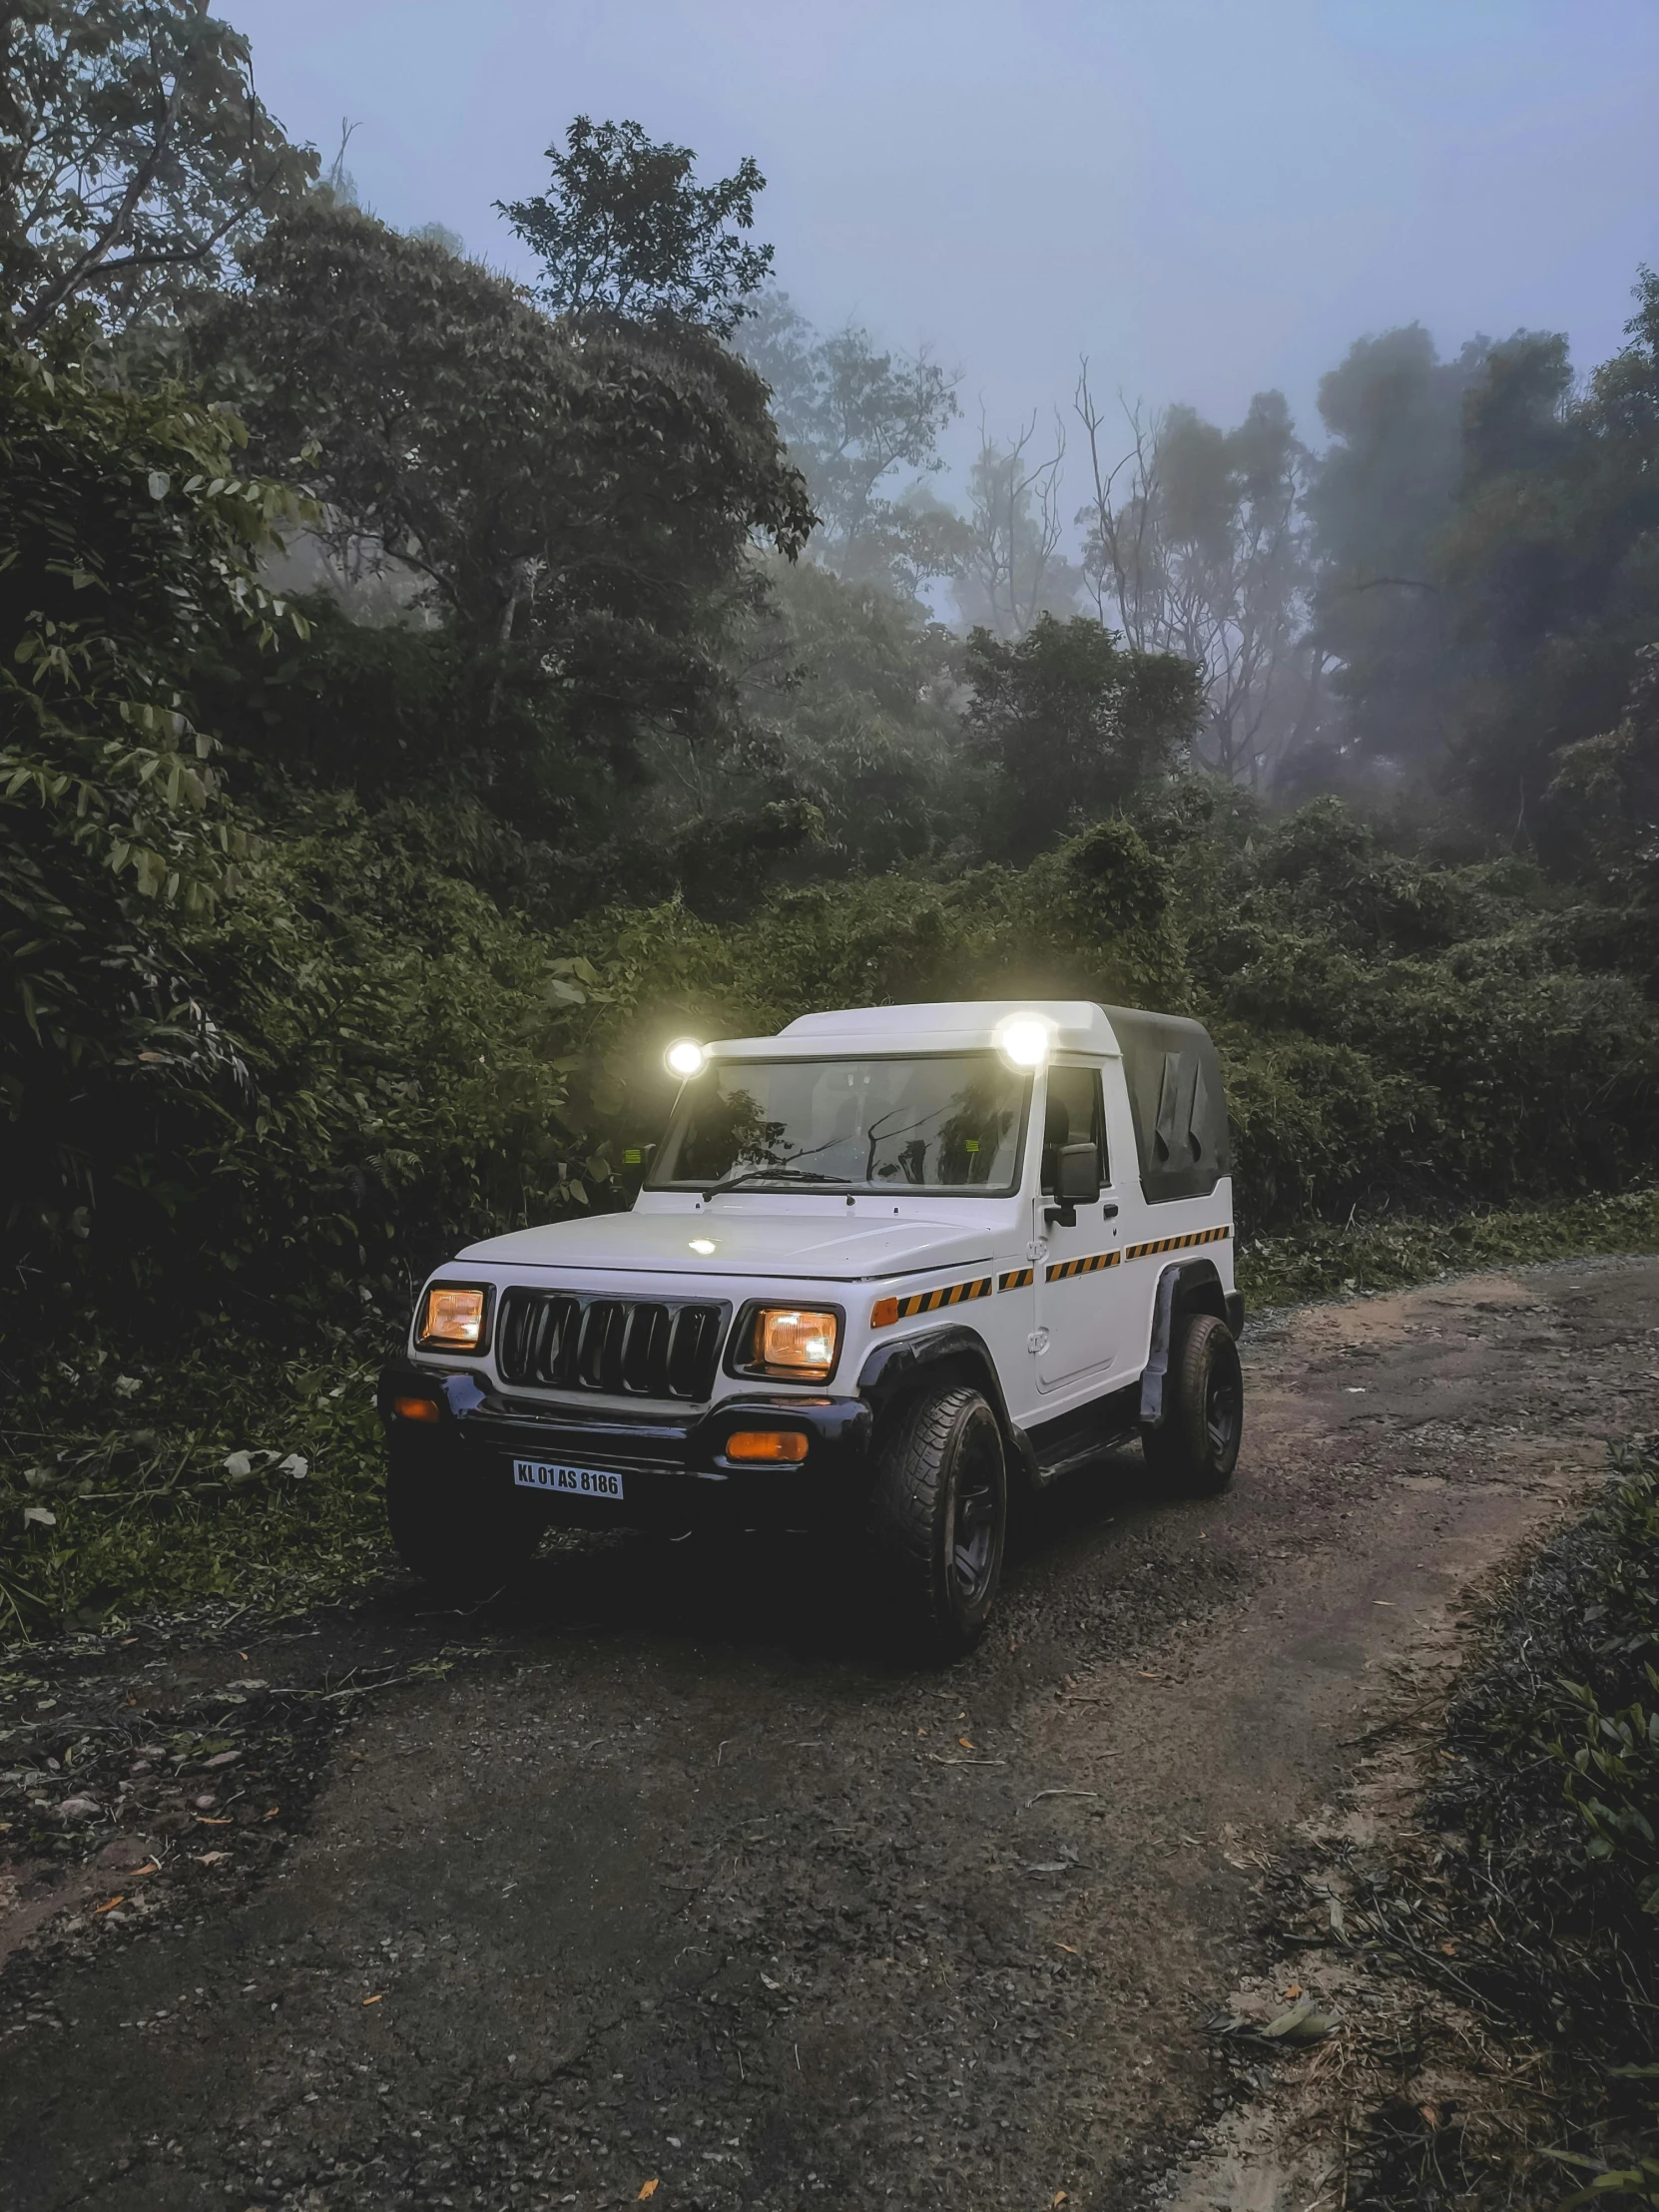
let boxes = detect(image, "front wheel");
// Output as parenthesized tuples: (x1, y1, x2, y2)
(867, 1387, 1008, 1661)
(1142, 1311, 1243, 1495)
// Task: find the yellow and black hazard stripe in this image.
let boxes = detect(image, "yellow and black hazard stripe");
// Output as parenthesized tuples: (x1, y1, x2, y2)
(997, 1266, 1035, 1292)
(1123, 1224, 1231, 1263)
(1045, 1249, 1123, 1282)
(1044, 1224, 1231, 1285)
(870, 1276, 993, 1328)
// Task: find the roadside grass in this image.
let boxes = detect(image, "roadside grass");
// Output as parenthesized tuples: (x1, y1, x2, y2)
(1347, 1437, 1659, 2208)
(0, 1339, 396, 1640)
(1239, 1183, 1659, 1311)
(3, 1183, 1658, 1644)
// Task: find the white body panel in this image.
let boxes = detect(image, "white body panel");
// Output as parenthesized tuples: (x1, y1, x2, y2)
(411, 999, 1236, 1432)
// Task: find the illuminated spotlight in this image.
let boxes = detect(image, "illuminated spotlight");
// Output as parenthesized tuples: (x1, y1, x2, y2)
(689, 1238, 717, 1256)
(995, 1013, 1051, 1069)
(665, 1038, 708, 1079)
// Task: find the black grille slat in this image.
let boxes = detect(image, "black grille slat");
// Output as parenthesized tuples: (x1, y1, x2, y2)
(498, 1289, 725, 1401)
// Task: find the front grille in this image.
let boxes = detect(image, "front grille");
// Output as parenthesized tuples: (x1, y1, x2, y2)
(496, 1290, 728, 1401)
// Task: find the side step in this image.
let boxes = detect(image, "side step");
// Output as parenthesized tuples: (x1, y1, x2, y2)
(1020, 1383, 1143, 1488)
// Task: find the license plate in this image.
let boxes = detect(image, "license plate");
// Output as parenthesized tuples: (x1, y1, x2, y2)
(512, 1459, 625, 1500)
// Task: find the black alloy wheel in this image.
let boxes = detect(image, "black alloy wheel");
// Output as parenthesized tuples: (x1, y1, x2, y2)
(1143, 1310, 1244, 1495)
(868, 1385, 1009, 1660)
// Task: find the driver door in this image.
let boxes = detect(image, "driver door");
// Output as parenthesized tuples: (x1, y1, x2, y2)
(1032, 1061, 1123, 1392)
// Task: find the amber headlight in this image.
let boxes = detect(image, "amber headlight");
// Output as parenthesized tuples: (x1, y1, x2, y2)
(416, 1284, 489, 1351)
(747, 1307, 839, 1382)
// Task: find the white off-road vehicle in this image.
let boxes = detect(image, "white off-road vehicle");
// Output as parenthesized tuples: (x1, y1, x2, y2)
(379, 1000, 1243, 1656)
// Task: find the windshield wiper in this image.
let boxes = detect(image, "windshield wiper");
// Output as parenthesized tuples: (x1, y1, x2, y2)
(700, 1167, 853, 1202)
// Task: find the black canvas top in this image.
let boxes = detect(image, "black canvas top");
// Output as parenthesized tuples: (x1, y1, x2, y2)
(1100, 1005, 1231, 1206)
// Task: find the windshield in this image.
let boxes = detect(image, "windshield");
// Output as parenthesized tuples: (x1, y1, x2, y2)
(648, 1053, 1030, 1195)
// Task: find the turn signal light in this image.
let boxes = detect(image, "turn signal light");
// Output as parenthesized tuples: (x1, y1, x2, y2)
(725, 1430, 809, 1463)
(870, 1297, 899, 1329)
(393, 1394, 441, 1423)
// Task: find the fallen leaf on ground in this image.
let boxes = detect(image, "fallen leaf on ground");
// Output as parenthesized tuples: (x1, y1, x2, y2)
(195, 1816, 232, 1826)
(93, 1896, 123, 1914)
(194, 1852, 230, 1866)
(362, 1993, 382, 2005)
(957, 1737, 974, 1749)
(1257, 1997, 1339, 2045)
(1283, 1982, 1302, 1999)
(638, 2183, 660, 2201)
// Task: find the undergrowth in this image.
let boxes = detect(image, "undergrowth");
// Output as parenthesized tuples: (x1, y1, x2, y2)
(0, 1335, 394, 1640)
(1238, 1183, 1659, 1310)
(1352, 1438, 1659, 2207)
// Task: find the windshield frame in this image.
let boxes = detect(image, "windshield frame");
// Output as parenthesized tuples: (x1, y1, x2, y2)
(645, 1049, 1035, 1200)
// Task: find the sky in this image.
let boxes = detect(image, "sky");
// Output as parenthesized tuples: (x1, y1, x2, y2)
(222, 0, 1659, 480)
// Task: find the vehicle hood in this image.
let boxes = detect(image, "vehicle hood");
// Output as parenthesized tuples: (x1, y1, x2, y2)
(457, 1210, 995, 1283)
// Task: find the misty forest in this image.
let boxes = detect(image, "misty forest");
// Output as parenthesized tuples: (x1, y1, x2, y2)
(6, 6, 1659, 2207)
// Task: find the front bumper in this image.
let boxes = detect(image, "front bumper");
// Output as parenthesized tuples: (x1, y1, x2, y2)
(377, 1363, 874, 1532)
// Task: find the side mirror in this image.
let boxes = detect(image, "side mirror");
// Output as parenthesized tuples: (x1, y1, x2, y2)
(1044, 1140, 1101, 1228)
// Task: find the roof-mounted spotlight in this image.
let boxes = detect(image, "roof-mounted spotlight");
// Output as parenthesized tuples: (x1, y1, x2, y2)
(664, 1038, 708, 1080)
(994, 1012, 1051, 1071)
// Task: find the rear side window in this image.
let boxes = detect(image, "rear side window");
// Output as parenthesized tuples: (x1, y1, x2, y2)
(1040, 1064, 1108, 1191)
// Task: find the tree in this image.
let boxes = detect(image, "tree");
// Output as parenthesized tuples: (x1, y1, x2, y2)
(1304, 324, 1493, 775)
(197, 202, 814, 858)
(741, 289, 964, 595)
(736, 554, 971, 872)
(0, 0, 315, 338)
(1075, 371, 1312, 784)
(963, 614, 1200, 860)
(1443, 303, 1658, 830)
(497, 115, 772, 334)
(0, 341, 306, 1279)
(954, 413, 1082, 638)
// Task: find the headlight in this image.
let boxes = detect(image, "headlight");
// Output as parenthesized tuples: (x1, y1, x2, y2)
(417, 1284, 488, 1350)
(995, 1011, 1051, 1069)
(665, 1038, 707, 1078)
(752, 1307, 839, 1380)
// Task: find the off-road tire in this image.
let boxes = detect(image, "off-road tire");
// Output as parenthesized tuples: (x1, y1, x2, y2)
(1142, 1310, 1243, 1495)
(868, 1386, 1008, 1661)
(386, 1455, 540, 1601)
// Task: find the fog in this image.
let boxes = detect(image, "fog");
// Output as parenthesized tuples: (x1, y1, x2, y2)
(221, 0, 1659, 470)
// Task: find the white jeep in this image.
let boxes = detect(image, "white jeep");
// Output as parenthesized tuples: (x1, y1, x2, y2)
(379, 999, 1243, 1657)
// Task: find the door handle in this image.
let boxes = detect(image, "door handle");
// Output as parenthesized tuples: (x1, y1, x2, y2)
(1101, 1201, 1119, 1220)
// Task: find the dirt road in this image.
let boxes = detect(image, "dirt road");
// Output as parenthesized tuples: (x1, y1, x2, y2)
(3, 1258, 1657, 2211)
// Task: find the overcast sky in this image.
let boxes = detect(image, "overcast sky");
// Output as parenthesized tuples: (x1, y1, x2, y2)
(224, 0, 1659, 476)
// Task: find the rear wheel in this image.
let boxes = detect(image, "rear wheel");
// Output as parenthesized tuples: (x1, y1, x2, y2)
(386, 1455, 540, 1600)
(1142, 1311, 1243, 1495)
(868, 1387, 1008, 1661)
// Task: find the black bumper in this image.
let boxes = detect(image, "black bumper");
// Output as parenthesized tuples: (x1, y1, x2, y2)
(377, 1363, 874, 1533)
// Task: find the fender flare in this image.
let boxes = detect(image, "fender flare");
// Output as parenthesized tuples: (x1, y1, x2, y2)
(856, 1324, 1039, 1488)
(1138, 1257, 1229, 1428)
